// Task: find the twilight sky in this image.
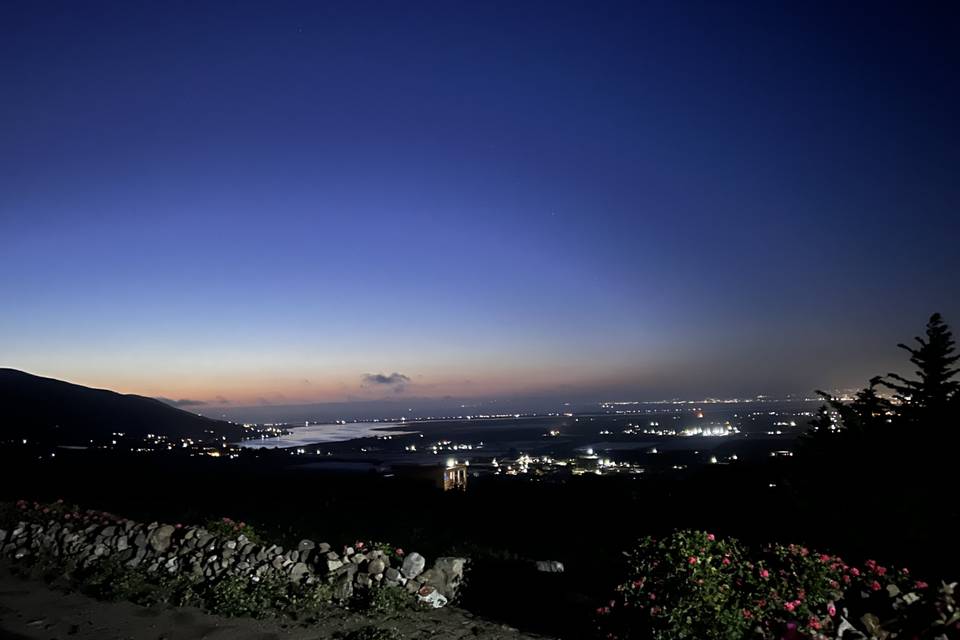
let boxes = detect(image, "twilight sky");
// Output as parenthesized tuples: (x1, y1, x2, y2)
(1, 1, 958, 407)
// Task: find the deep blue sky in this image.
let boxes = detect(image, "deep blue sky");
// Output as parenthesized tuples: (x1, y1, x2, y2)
(2, 1, 958, 406)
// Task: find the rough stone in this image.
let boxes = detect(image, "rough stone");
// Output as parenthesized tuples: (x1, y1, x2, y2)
(401, 552, 426, 579)
(147, 525, 176, 553)
(332, 573, 353, 601)
(289, 562, 309, 583)
(432, 557, 467, 600)
(535, 560, 564, 573)
(297, 539, 315, 552)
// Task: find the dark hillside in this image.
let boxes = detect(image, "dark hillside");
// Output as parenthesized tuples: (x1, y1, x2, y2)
(0, 368, 242, 443)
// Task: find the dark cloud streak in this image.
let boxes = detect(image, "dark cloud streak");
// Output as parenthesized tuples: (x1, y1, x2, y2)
(362, 372, 411, 386)
(155, 397, 207, 407)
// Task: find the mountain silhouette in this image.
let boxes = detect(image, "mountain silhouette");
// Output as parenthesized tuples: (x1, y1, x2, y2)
(0, 368, 244, 444)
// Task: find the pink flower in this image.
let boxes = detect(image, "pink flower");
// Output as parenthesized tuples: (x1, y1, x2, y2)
(915, 581, 929, 589)
(850, 567, 860, 577)
(742, 609, 753, 619)
(876, 566, 887, 576)
(819, 554, 831, 563)
(828, 604, 837, 617)
(784, 602, 796, 612)
(649, 593, 657, 601)
(722, 557, 731, 566)
(688, 556, 698, 565)
(760, 569, 770, 579)
(395, 548, 405, 556)
(901, 567, 910, 576)
(870, 580, 881, 591)
(707, 533, 715, 541)
(355, 541, 365, 549)
(808, 618, 821, 630)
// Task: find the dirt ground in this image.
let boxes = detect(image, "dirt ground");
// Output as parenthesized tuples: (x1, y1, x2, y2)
(0, 564, 550, 640)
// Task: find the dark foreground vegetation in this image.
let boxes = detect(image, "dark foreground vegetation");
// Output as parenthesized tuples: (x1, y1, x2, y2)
(1, 314, 958, 639)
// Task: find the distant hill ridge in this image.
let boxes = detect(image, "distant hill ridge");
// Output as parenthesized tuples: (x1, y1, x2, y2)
(0, 368, 243, 443)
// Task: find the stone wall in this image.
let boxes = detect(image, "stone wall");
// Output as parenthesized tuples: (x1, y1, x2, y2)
(0, 504, 466, 609)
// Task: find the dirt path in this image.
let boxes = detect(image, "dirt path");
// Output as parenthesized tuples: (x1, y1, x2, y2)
(0, 565, 550, 640)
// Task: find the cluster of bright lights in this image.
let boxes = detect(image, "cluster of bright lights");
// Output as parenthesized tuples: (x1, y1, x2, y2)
(427, 440, 482, 454)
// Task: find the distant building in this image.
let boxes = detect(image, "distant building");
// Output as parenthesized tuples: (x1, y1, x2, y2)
(386, 461, 470, 491)
(442, 463, 468, 491)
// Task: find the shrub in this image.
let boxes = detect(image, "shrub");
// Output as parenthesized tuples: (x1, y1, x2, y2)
(597, 530, 959, 640)
(79, 558, 152, 602)
(139, 571, 204, 608)
(360, 584, 412, 613)
(205, 572, 290, 618)
(284, 581, 334, 621)
(204, 517, 262, 544)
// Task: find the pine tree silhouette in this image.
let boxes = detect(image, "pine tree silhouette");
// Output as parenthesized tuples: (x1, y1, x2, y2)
(817, 377, 891, 436)
(881, 313, 960, 422)
(800, 378, 891, 456)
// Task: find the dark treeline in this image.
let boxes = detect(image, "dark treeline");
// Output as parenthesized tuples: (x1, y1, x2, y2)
(803, 312, 959, 453)
(789, 313, 959, 585)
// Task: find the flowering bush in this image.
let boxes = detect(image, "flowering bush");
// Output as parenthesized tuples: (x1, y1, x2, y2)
(204, 516, 262, 544)
(365, 541, 406, 562)
(4, 498, 125, 528)
(596, 530, 959, 640)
